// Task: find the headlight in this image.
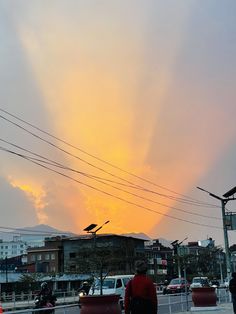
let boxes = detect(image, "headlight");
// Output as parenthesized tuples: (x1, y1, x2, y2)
(79, 291, 86, 297)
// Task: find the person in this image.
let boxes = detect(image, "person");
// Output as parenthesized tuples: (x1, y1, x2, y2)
(229, 273, 236, 313)
(78, 281, 90, 295)
(38, 282, 57, 308)
(162, 279, 168, 295)
(124, 260, 158, 314)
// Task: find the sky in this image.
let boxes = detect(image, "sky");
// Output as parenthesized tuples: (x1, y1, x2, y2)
(1, 0, 236, 248)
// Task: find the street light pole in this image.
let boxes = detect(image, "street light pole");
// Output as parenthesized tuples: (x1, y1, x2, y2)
(218, 251, 223, 284)
(5, 257, 8, 283)
(221, 199, 231, 280)
(197, 186, 236, 280)
(84, 221, 110, 296)
(171, 237, 188, 278)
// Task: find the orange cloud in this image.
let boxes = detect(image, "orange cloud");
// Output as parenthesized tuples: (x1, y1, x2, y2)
(7, 176, 48, 223)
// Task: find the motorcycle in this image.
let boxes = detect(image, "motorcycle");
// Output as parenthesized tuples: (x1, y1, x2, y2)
(34, 294, 56, 314)
(78, 288, 89, 308)
(78, 282, 90, 307)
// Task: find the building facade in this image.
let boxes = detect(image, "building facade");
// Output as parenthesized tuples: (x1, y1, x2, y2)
(0, 237, 27, 259)
(63, 234, 146, 275)
(27, 247, 61, 273)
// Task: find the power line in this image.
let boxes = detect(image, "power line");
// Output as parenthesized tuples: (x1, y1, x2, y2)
(0, 108, 219, 208)
(0, 225, 73, 236)
(0, 145, 222, 230)
(0, 142, 221, 220)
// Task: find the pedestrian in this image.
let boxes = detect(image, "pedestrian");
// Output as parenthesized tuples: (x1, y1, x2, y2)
(124, 260, 158, 314)
(229, 273, 236, 313)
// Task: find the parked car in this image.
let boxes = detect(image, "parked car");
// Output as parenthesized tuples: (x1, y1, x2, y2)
(221, 278, 230, 289)
(165, 278, 190, 294)
(89, 275, 134, 308)
(210, 279, 220, 288)
(190, 277, 210, 290)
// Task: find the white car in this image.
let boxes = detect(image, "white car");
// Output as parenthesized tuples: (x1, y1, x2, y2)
(89, 275, 134, 308)
(190, 277, 209, 290)
(222, 278, 230, 288)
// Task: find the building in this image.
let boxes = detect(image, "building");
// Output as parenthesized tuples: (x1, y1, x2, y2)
(26, 234, 146, 275)
(144, 239, 171, 281)
(178, 238, 225, 279)
(63, 234, 146, 275)
(0, 237, 27, 259)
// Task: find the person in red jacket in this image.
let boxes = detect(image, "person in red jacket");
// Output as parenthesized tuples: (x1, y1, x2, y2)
(125, 260, 158, 314)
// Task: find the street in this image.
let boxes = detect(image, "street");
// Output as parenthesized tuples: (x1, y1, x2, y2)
(50, 293, 193, 314)
(3, 288, 230, 314)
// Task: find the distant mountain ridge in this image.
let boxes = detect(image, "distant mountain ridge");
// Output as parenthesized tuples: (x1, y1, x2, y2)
(0, 224, 173, 248)
(18, 224, 74, 235)
(0, 224, 75, 241)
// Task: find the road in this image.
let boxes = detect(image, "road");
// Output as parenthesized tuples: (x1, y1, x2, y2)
(4, 288, 230, 314)
(51, 293, 193, 314)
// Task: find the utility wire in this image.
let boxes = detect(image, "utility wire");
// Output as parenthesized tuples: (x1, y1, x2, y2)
(0, 109, 220, 208)
(0, 145, 222, 230)
(0, 226, 72, 235)
(0, 142, 221, 220)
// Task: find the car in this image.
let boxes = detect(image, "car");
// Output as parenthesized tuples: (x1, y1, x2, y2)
(210, 279, 220, 288)
(190, 277, 210, 290)
(89, 275, 134, 308)
(221, 278, 230, 289)
(166, 278, 190, 294)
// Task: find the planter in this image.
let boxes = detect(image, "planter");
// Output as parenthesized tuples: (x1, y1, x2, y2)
(192, 287, 217, 307)
(79, 294, 122, 314)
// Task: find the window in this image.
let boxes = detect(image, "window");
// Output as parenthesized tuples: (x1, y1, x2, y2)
(31, 255, 36, 262)
(51, 266, 56, 272)
(70, 265, 76, 271)
(123, 278, 132, 287)
(45, 254, 50, 260)
(37, 254, 42, 261)
(51, 253, 55, 260)
(116, 279, 122, 288)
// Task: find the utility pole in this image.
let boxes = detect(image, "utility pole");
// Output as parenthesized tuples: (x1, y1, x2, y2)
(5, 257, 8, 283)
(171, 237, 188, 278)
(197, 186, 236, 280)
(218, 251, 223, 284)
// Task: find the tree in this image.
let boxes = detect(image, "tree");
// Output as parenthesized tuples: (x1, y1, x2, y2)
(18, 273, 44, 292)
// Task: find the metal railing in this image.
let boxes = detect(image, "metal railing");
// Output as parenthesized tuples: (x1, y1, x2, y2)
(216, 287, 231, 303)
(3, 304, 78, 314)
(1, 288, 232, 314)
(156, 287, 231, 314)
(1, 291, 79, 311)
(157, 292, 192, 313)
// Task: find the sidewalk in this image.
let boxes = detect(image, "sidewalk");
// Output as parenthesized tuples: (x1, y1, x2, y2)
(182, 302, 233, 313)
(2, 295, 79, 311)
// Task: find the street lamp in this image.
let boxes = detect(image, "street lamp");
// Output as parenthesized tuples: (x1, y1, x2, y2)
(84, 220, 110, 237)
(197, 186, 236, 280)
(84, 220, 110, 249)
(83, 221, 110, 295)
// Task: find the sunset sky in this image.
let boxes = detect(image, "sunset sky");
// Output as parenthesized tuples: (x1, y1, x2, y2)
(1, 0, 236, 247)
